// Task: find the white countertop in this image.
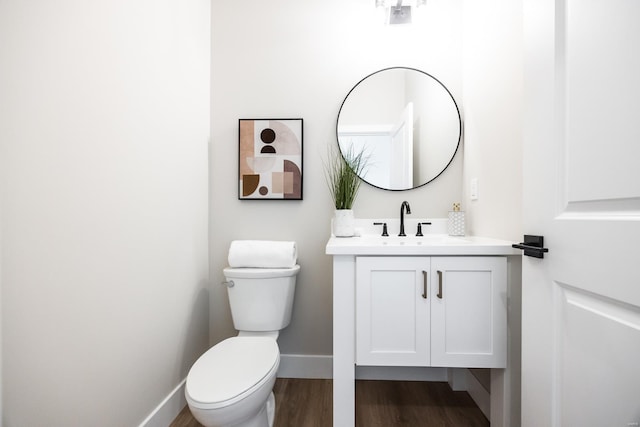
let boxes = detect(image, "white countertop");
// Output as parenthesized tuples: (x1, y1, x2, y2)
(325, 219, 520, 256)
(326, 234, 520, 256)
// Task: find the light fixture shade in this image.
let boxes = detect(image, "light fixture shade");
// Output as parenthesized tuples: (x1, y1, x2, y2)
(388, 5, 412, 24)
(375, 0, 427, 25)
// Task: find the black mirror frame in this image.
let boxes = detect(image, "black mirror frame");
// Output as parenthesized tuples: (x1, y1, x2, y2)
(336, 67, 462, 191)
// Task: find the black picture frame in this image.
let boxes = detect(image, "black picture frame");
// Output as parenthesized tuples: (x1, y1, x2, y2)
(238, 118, 303, 200)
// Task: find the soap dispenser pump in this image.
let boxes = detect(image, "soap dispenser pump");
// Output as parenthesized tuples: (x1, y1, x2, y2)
(448, 203, 465, 236)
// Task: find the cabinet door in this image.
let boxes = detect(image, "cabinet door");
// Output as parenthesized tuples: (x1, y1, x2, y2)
(356, 257, 430, 366)
(430, 257, 507, 368)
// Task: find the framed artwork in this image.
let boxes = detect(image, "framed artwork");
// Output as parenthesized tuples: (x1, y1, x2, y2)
(238, 118, 303, 200)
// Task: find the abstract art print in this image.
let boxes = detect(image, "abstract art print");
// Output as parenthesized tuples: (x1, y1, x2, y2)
(238, 119, 303, 200)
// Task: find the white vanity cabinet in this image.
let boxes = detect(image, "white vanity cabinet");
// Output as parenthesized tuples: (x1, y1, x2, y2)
(326, 230, 520, 427)
(356, 256, 507, 368)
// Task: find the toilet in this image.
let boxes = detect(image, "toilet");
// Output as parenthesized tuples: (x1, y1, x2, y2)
(185, 264, 300, 427)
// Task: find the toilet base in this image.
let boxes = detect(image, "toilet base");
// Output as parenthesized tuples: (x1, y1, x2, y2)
(228, 392, 274, 427)
(239, 392, 274, 427)
(266, 392, 275, 427)
(188, 391, 276, 427)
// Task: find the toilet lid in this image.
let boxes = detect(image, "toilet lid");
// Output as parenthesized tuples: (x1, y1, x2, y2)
(186, 337, 279, 408)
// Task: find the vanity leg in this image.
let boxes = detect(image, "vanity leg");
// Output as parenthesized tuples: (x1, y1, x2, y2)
(333, 352, 355, 427)
(490, 368, 507, 427)
(333, 255, 356, 427)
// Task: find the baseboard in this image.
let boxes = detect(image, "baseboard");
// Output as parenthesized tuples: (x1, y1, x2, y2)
(278, 354, 459, 383)
(277, 354, 454, 383)
(277, 354, 333, 379)
(138, 379, 187, 427)
(465, 369, 490, 419)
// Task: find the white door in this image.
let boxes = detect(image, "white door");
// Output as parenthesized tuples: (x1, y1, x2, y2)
(389, 102, 414, 189)
(522, 1, 640, 426)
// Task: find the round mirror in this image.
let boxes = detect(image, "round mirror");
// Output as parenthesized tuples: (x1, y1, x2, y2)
(336, 67, 462, 191)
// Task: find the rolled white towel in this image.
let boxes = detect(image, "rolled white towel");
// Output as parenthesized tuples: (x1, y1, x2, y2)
(228, 240, 298, 268)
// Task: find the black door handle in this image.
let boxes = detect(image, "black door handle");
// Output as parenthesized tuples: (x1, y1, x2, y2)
(512, 235, 549, 258)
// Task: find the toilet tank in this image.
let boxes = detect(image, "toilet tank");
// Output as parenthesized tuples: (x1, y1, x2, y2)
(223, 265, 300, 332)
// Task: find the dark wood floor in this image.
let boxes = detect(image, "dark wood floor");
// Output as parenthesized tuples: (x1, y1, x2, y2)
(171, 378, 488, 427)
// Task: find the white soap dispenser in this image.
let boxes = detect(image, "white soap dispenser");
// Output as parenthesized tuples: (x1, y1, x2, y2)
(448, 203, 465, 236)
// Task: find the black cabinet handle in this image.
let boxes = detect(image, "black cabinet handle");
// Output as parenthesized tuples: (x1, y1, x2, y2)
(422, 270, 428, 299)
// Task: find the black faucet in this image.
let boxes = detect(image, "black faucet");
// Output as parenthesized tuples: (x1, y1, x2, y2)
(398, 201, 411, 236)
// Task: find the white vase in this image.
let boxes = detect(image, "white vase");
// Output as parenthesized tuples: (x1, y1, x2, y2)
(333, 209, 355, 237)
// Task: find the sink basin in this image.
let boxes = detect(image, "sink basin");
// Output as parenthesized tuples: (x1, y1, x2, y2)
(360, 234, 471, 246)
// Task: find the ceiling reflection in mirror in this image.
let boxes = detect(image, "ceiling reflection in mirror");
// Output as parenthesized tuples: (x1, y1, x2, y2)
(337, 67, 461, 191)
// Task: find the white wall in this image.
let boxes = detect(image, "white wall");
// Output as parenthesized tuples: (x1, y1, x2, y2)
(461, 2, 524, 425)
(462, 0, 523, 241)
(210, 0, 464, 359)
(0, 1, 210, 425)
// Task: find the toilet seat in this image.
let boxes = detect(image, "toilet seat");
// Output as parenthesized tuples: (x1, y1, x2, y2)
(186, 336, 279, 410)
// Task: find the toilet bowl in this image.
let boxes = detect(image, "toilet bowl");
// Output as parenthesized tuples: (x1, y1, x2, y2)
(185, 263, 299, 427)
(186, 337, 280, 427)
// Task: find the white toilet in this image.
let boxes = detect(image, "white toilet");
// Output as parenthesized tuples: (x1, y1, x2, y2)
(185, 264, 300, 427)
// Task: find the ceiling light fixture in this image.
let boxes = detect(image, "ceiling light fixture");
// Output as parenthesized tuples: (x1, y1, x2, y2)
(376, 0, 427, 25)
